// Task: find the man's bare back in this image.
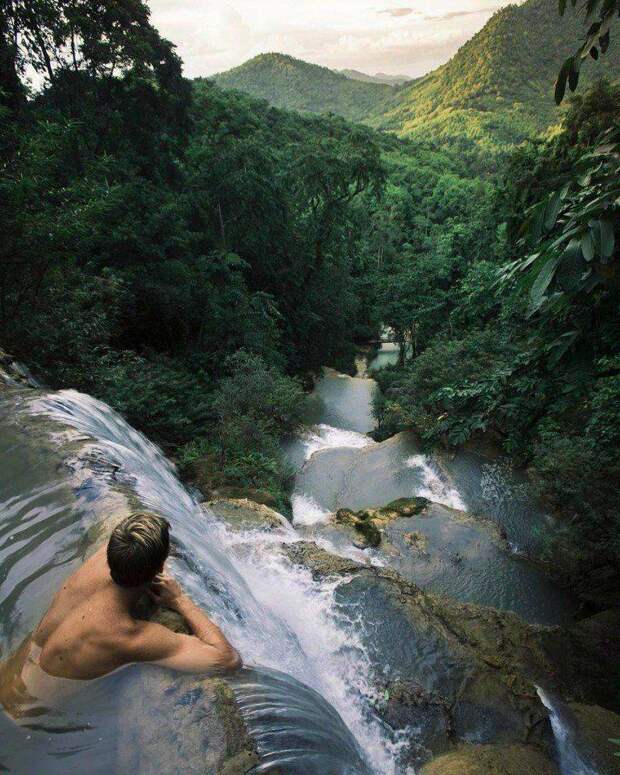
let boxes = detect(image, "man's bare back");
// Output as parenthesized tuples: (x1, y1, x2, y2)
(0, 513, 241, 717)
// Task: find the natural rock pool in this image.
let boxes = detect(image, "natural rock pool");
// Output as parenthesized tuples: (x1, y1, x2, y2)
(285, 365, 578, 625)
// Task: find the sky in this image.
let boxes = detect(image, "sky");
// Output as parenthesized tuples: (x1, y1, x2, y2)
(147, 1, 522, 79)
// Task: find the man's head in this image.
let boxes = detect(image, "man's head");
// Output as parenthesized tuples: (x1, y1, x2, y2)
(107, 513, 170, 588)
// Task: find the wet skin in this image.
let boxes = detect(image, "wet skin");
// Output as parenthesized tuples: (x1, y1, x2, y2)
(0, 542, 241, 716)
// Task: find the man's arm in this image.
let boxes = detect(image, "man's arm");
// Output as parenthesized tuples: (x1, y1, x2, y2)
(127, 573, 242, 674)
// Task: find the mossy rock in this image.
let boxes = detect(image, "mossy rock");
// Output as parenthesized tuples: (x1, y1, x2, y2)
(567, 702, 620, 775)
(206, 498, 290, 533)
(117, 669, 259, 774)
(379, 497, 430, 518)
(420, 744, 559, 774)
(335, 507, 381, 547)
(121, 597, 258, 773)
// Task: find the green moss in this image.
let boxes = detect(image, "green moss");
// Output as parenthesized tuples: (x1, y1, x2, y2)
(354, 518, 382, 548)
(335, 507, 382, 547)
(381, 498, 430, 517)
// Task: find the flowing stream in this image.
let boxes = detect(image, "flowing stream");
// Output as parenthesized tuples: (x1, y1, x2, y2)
(286, 363, 578, 626)
(0, 385, 402, 773)
(0, 353, 583, 773)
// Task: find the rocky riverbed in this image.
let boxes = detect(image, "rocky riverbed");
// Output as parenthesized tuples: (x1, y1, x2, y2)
(206, 496, 620, 774)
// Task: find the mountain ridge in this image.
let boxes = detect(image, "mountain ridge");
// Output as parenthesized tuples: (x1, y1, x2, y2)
(365, 0, 620, 149)
(338, 69, 411, 86)
(210, 53, 395, 123)
(209, 0, 620, 150)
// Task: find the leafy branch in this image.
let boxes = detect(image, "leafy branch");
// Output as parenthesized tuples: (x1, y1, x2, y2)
(500, 127, 619, 317)
(555, 0, 620, 103)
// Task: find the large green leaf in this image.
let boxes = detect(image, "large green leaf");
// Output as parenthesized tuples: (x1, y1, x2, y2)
(598, 218, 615, 260)
(581, 230, 595, 261)
(555, 58, 573, 104)
(544, 187, 566, 230)
(529, 254, 562, 314)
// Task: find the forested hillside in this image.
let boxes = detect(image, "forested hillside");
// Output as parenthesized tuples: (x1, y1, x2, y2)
(211, 53, 395, 122)
(212, 0, 620, 155)
(367, 0, 620, 151)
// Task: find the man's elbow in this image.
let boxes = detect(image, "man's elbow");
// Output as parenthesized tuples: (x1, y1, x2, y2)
(221, 647, 242, 673)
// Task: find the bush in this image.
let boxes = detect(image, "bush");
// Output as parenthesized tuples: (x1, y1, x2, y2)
(91, 350, 212, 448)
(177, 351, 304, 510)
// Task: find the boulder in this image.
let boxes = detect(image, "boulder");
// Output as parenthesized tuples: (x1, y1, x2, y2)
(119, 596, 258, 774)
(0, 348, 40, 388)
(117, 668, 259, 775)
(379, 680, 454, 765)
(205, 498, 291, 534)
(281, 539, 620, 768)
(281, 542, 556, 766)
(420, 744, 559, 774)
(335, 507, 382, 547)
(539, 609, 620, 710)
(334, 497, 430, 548)
(567, 702, 620, 775)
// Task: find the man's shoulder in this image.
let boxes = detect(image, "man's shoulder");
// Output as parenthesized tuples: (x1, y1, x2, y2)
(119, 618, 181, 662)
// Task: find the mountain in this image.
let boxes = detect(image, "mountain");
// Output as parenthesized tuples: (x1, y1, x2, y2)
(210, 1, 620, 152)
(366, 0, 620, 150)
(211, 53, 394, 122)
(338, 69, 411, 87)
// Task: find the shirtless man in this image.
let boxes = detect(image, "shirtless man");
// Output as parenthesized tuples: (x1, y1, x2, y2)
(0, 513, 241, 715)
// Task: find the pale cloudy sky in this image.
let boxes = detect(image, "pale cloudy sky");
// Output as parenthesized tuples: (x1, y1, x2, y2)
(147, 1, 523, 79)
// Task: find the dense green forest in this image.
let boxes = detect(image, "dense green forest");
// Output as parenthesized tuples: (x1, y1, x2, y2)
(214, 0, 620, 155)
(1, 0, 618, 606)
(212, 53, 396, 124)
(0, 2, 384, 510)
(369, 81, 620, 607)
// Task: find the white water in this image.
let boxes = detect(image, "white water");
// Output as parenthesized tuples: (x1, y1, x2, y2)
(537, 688, 599, 775)
(217, 524, 412, 772)
(292, 491, 331, 525)
(293, 423, 373, 526)
(300, 423, 373, 460)
(29, 390, 403, 773)
(404, 454, 467, 511)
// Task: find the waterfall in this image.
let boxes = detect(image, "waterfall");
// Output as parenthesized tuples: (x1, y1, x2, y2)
(0, 388, 406, 773)
(537, 688, 599, 775)
(404, 454, 466, 511)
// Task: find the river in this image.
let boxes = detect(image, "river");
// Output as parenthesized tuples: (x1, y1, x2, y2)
(285, 355, 578, 626)
(0, 353, 590, 773)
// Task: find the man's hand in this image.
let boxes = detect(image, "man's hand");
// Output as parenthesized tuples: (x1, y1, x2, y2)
(150, 573, 184, 609)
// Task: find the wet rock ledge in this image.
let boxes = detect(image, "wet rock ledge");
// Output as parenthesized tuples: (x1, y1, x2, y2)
(205, 496, 620, 774)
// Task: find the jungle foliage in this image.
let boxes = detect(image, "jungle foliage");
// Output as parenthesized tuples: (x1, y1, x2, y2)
(1, 0, 618, 596)
(371, 80, 620, 595)
(0, 0, 384, 505)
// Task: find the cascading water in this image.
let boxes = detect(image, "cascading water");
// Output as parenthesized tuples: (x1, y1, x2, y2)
(537, 688, 600, 775)
(0, 360, 591, 774)
(0, 387, 405, 773)
(287, 367, 579, 626)
(403, 454, 466, 511)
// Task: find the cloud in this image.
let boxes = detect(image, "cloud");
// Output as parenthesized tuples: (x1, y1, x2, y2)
(379, 8, 415, 17)
(148, 1, 519, 79)
(425, 5, 502, 22)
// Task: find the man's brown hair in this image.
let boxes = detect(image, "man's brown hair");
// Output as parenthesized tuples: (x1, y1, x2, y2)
(107, 513, 170, 588)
